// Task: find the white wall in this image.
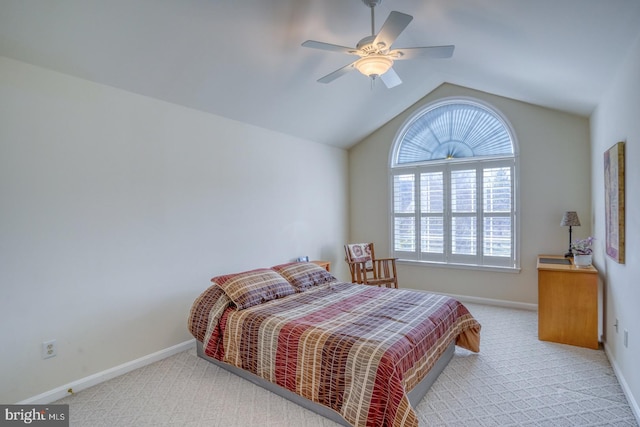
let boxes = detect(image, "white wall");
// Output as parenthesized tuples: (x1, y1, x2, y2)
(590, 33, 640, 416)
(349, 83, 591, 304)
(0, 57, 349, 403)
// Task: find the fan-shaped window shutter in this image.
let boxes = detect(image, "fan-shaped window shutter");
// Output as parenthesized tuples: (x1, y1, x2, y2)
(390, 99, 518, 270)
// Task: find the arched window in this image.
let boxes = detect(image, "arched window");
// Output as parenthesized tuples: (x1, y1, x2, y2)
(390, 98, 519, 269)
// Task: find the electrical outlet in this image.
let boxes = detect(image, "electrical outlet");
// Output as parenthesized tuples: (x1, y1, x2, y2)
(624, 330, 628, 348)
(42, 340, 57, 359)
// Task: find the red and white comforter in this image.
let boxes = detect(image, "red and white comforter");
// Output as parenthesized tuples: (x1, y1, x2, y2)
(189, 282, 480, 427)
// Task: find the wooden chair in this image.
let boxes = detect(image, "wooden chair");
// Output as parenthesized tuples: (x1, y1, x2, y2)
(344, 243, 398, 288)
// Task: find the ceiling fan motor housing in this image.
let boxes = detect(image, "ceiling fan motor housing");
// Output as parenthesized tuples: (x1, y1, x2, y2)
(362, 0, 383, 7)
(357, 35, 380, 53)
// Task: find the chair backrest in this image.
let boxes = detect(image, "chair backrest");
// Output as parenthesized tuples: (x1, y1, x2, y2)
(344, 242, 398, 288)
(344, 243, 374, 270)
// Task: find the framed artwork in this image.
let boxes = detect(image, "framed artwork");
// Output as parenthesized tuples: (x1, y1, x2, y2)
(604, 141, 625, 263)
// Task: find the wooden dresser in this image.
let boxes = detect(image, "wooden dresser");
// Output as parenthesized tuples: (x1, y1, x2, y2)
(537, 255, 598, 349)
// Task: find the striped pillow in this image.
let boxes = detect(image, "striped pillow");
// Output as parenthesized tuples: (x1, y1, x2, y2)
(211, 268, 295, 310)
(271, 262, 337, 292)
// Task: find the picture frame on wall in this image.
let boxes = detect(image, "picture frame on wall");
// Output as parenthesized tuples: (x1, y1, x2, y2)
(604, 141, 625, 263)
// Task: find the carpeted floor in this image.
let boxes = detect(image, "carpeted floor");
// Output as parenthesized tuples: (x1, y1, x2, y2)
(55, 303, 638, 426)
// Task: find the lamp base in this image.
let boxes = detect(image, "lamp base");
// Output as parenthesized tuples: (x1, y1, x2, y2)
(564, 251, 574, 258)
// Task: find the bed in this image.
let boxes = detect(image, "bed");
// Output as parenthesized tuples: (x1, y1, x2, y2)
(188, 262, 481, 427)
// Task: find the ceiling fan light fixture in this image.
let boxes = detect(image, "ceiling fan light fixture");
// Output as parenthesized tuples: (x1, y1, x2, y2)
(355, 55, 393, 78)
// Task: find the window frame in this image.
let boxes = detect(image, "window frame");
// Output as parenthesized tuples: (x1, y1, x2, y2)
(389, 97, 520, 272)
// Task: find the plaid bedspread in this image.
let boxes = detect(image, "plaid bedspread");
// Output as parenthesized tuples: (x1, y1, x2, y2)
(194, 282, 480, 427)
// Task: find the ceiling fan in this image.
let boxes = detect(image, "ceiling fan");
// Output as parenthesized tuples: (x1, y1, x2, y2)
(302, 0, 454, 88)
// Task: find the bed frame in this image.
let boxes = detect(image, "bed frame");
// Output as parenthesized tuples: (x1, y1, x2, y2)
(196, 339, 455, 426)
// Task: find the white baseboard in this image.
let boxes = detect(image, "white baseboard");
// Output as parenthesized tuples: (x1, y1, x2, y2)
(604, 342, 640, 425)
(411, 288, 538, 311)
(450, 293, 538, 311)
(18, 339, 196, 405)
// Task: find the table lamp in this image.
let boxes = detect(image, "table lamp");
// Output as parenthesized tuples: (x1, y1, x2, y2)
(560, 211, 580, 257)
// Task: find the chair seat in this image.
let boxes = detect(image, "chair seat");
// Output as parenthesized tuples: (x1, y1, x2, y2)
(362, 278, 397, 288)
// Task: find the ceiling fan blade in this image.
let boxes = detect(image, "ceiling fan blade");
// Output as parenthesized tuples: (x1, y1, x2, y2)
(390, 45, 455, 60)
(380, 67, 402, 88)
(373, 11, 413, 50)
(317, 62, 357, 84)
(302, 40, 358, 55)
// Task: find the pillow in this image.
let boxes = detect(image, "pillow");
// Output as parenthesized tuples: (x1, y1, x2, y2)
(346, 243, 373, 269)
(211, 268, 295, 310)
(271, 262, 337, 292)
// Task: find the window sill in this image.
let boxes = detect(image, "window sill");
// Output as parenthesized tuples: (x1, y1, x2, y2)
(397, 259, 521, 274)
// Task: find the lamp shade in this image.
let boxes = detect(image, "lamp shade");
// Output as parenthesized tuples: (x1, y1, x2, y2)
(560, 211, 581, 227)
(354, 55, 393, 78)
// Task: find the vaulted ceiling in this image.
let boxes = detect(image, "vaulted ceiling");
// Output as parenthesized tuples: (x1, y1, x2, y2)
(2, 0, 639, 149)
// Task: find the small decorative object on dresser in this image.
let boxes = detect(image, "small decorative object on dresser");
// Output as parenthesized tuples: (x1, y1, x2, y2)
(573, 254, 592, 268)
(571, 236, 594, 267)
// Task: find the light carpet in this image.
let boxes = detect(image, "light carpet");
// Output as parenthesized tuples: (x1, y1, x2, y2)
(55, 303, 638, 426)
